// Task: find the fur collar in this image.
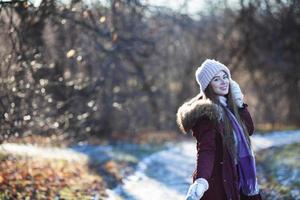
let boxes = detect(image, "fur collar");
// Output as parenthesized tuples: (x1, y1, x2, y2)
(176, 94, 223, 134)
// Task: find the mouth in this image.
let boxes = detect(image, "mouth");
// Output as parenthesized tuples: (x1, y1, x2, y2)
(220, 87, 227, 90)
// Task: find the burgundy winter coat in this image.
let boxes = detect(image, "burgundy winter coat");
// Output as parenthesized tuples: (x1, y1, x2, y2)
(177, 94, 262, 200)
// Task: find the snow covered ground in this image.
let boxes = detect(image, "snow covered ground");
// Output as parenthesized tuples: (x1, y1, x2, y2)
(107, 130, 300, 200)
(0, 143, 89, 162)
(1, 130, 300, 200)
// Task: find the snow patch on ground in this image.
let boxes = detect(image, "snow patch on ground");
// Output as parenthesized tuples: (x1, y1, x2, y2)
(0, 143, 88, 162)
(251, 130, 300, 151)
(108, 130, 300, 200)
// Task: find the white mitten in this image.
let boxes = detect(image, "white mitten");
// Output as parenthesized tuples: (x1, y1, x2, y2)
(230, 80, 244, 108)
(185, 178, 209, 200)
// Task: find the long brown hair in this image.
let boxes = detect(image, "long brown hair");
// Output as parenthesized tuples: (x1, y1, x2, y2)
(204, 82, 252, 162)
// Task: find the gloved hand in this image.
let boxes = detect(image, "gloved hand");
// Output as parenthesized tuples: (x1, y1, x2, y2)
(185, 178, 209, 200)
(230, 80, 244, 108)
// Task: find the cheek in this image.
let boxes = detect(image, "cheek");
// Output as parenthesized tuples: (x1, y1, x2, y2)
(210, 82, 219, 92)
(211, 81, 219, 87)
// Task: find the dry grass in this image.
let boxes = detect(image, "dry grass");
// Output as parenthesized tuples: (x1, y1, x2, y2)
(0, 154, 107, 200)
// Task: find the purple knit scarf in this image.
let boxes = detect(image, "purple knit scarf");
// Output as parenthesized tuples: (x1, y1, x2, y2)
(223, 106, 259, 196)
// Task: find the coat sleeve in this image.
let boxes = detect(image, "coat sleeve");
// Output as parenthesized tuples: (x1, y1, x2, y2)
(191, 118, 216, 182)
(238, 103, 255, 136)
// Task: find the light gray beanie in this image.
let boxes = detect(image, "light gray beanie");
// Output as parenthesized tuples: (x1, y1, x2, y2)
(195, 59, 231, 93)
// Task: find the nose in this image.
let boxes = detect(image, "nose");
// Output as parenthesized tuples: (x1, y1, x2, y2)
(220, 78, 228, 85)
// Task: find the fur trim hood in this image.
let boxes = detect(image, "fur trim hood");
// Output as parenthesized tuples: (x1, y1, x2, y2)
(176, 94, 223, 134)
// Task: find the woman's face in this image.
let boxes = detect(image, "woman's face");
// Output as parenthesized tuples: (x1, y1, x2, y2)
(210, 70, 230, 96)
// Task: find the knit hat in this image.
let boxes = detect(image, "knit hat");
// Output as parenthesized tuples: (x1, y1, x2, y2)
(195, 59, 231, 93)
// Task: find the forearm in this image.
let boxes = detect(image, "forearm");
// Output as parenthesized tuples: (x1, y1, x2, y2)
(238, 103, 255, 136)
(193, 150, 215, 182)
(192, 118, 216, 182)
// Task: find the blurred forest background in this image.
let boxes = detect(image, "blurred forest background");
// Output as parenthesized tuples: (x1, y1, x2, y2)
(0, 0, 299, 143)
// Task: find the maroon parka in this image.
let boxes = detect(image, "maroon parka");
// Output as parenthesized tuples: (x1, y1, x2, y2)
(177, 94, 262, 200)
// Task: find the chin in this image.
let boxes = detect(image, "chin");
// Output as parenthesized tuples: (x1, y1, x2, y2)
(219, 91, 228, 96)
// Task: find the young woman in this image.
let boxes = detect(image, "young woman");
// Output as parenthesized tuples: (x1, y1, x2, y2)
(177, 59, 262, 200)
